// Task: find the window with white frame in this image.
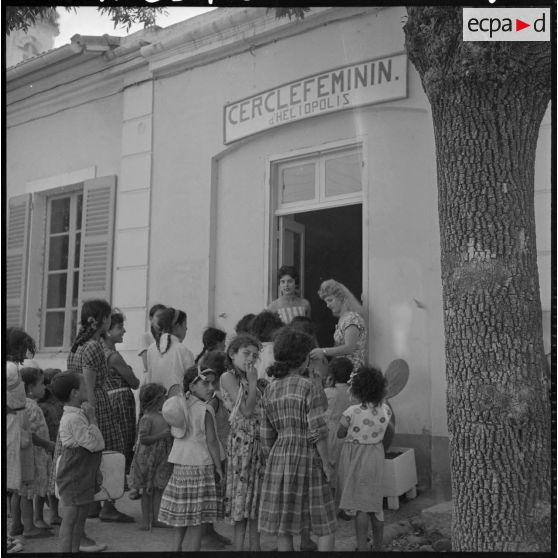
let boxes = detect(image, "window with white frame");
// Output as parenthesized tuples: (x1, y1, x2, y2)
(42, 192, 83, 348)
(275, 146, 364, 214)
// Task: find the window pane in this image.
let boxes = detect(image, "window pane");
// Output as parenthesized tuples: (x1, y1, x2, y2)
(44, 312, 65, 347)
(76, 194, 83, 230)
(74, 232, 81, 268)
(70, 310, 78, 343)
(50, 198, 71, 234)
(72, 271, 79, 307)
(47, 273, 67, 308)
(48, 235, 69, 270)
(325, 153, 362, 197)
(281, 164, 315, 204)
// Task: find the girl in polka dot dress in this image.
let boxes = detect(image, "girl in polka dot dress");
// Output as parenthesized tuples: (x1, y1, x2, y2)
(336, 365, 391, 551)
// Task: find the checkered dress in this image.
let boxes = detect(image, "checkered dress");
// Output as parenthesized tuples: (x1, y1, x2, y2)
(67, 340, 124, 454)
(104, 347, 137, 473)
(258, 375, 336, 536)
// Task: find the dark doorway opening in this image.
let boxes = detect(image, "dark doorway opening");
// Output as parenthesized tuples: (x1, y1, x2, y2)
(292, 204, 362, 348)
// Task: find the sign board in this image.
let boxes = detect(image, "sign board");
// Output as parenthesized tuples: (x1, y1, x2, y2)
(224, 52, 407, 144)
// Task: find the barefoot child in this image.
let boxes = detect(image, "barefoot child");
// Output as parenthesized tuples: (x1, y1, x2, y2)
(337, 365, 391, 551)
(220, 334, 266, 551)
(38, 369, 63, 525)
(128, 383, 173, 530)
(159, 366, 224, 551)
(21, 368, 55, 530)
(50, 372, 105, 553)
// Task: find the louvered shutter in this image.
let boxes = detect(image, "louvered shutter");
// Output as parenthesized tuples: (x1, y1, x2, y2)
(78, 176, 116, 304)
(6, 194, 32, 327)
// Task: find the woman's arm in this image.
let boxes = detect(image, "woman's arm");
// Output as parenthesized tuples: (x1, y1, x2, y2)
(32, 432, 55, 452)
(138, 415, 170, 446)
(309, 324, 360, 360)
(82, 366, 97, 410)
(205, 411, 223, 482)
(107, 352, 140, 389)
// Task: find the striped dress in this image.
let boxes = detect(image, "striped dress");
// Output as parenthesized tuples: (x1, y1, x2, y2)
(258, 374, 336, 536)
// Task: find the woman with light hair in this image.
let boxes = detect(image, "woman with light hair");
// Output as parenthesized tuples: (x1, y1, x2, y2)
(309, 280, 367, 380)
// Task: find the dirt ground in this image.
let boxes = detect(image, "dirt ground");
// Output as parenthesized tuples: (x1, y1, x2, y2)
(8, 487, 446, 553)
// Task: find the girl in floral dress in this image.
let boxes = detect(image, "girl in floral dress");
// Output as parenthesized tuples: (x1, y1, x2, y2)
(220, 334, 265, 551)
(128, 383, 173, 530)
(21, 368, 55, 530)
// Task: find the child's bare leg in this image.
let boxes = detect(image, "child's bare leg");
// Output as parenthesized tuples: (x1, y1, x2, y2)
(10, 493, 23, 532)
(21, 495, 40, 535)
(188, 525, 203, 551)
(277, 534, 294, 551)
(47, 495, 62, 523)
(354, 511, 369, 551)
(317, 533, 335, 551)
(71, 505, 89, 552)
(174, 526, 187, 551)
(369, 513, 383, 551)
(59, 505, 77, 552)
(248, 518, 261, 551)
(140, 492, 152, 530)
(233, 519, 247, 551)
(34, 495, 48, 527)
(301, 526, 316, 549)
(151, 489, 164, 525)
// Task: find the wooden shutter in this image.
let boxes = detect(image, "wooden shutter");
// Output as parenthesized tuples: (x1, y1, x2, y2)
(78, 176, 116, 304)
(6, 194, 31, 327)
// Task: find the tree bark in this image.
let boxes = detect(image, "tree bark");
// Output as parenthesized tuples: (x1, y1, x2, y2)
(404, 7, 551, 552)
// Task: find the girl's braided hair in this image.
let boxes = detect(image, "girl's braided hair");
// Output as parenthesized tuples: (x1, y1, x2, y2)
(267, 326, 316, 379)
(6, 327, 37, 364)
(152, 307, 187, 355)
(71, 299, 112, 353)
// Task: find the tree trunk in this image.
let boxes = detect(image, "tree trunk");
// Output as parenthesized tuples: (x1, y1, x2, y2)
(404, 7, 551, 552)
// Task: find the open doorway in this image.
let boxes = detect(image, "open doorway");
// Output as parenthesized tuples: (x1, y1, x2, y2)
(280, 204, 362, 347)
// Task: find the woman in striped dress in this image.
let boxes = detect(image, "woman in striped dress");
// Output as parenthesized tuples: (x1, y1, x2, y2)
(102, 309, 140, 477)
(259, 327, 336, 551)
(267, 265, 311, 324)
(59, 299, 133, 525)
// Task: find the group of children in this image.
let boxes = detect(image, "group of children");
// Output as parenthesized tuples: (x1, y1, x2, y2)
(6, 295, 392, 553)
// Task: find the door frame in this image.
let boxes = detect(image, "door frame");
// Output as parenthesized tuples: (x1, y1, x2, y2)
(263, 136, 370, 324)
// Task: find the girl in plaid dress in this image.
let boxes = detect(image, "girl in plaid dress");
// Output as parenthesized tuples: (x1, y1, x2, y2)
(61, 298, 132, 528)
(259, 327, 336, 551)
(220, 334, 265, 551)
(102, 310, 140, 476)
(159, 367, 224, 551)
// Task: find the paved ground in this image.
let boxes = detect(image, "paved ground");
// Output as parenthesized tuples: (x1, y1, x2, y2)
(10, 487, 440, 553)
